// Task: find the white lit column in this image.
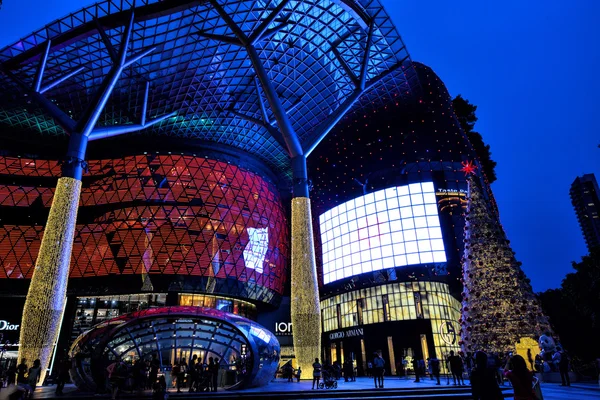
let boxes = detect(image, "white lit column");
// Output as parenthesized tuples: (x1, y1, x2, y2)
(19, 177, 81, 383)
(290, 197, 321, 375)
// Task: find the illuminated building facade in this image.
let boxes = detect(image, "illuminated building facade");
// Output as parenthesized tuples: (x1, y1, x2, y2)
(570, 174, 600, 252)
(0, 0, 418, 382)
(309, 62, 496, 374)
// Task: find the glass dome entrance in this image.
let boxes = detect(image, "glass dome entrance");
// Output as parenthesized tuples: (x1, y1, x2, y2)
(70, 306, 279, 390)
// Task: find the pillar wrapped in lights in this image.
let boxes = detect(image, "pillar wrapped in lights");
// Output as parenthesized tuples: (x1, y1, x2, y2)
(290, 197, 321, 375)
(9, 12, 174, 382)
(19, 177, 81, 382)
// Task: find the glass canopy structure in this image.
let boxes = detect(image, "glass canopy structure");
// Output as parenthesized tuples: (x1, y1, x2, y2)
(0, 0, 419, 378)
(70, 306, 280, 389)
(0, 0, 417, 178)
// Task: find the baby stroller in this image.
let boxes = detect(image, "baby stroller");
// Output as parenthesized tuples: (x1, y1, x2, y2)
(318, 370, 338, 389)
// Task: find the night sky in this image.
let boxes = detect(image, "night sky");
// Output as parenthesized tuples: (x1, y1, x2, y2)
(1, 0, 598, 292)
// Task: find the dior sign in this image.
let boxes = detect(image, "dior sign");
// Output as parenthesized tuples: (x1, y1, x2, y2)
(0, 321, 19, 331)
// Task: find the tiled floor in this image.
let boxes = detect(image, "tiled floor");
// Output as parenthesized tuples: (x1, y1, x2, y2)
(4, 376, 598, 399)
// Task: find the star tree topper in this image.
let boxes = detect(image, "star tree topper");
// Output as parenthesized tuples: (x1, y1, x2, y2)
(461, 160, 477, 175)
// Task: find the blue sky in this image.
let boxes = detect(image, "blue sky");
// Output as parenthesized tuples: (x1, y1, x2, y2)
(1, 0, 598, 291)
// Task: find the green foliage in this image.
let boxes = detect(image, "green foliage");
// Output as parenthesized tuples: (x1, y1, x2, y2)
(452, 95, 498, 183)
(539, 247, 600, 362)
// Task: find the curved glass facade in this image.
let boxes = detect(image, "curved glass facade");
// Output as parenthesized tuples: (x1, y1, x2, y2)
(70, 306, 279, 390)
(322, 281, 461, 357)
(0, 154, 288, 303)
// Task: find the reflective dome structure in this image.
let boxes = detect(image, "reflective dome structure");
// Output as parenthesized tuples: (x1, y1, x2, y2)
(69, 306, 280, 390)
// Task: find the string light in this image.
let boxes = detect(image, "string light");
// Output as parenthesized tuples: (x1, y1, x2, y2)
(460, 175, 550, 353)
(290, 197, 321, 375)
(19, 177, 82, 384)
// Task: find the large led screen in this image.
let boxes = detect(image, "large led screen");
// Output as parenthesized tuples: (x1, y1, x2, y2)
(319, 182, 447, 285)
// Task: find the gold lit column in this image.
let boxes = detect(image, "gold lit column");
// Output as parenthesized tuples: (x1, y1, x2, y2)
(290, 197, 321, 375)
(19, 177, 82, 383)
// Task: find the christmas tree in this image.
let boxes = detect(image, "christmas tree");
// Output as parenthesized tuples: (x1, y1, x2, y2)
(460, 169, 550, 353)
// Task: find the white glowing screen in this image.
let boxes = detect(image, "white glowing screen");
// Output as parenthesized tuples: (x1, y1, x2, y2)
(244, 227, 269, 274)
(319, 182, 447, 285)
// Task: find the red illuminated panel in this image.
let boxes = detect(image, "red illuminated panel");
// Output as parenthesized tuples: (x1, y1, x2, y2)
(0, 155, 289, 294)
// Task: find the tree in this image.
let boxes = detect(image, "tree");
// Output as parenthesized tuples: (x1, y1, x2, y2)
(539, 247, 600, 361)
(460, 174, 550, 353)
(452, 95, 498, 183)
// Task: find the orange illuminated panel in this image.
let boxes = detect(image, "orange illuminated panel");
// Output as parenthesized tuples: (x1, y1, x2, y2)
(0, 155, 289, 294)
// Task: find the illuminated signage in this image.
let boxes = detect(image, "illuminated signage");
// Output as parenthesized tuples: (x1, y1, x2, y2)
(436, 188, 467, 195)
(319, 183, 447, 284)
(439, 321, 457, 345)
(274, 322, 292, 336)
(0, 321, 19, 331)
(329, 328, 364, 340)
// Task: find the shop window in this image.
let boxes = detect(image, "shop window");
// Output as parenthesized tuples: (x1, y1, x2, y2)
(414, 292, 424, 319)
(382, 294, 390, 322)
(356, 299, 364, 325)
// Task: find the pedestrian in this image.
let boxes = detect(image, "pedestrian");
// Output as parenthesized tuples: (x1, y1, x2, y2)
(470, 351, 503, 400)
(107, 360, 128, 400)
(177, 359, 187, 392)
(555, 347, 570, 387)
(372, 352, 385, 388)
(16, 359, 27, 385)
(5, 362, 16, 387)
(448, 350, 465, 385)
(312, 358, 322, 389)
(504, 355, 536, 400)
(295, 366, 302, 382)
(23, 359, 42, 398)
(188, 354, 198, 392)
(55, 354, 71, 395)
(152, 375, 167, 400)
(149, 355, 160, 389)
(343, 359, 353, 382)
(211, 358, 220, 392)
(429, 356, 441, 385)
(413, 357, 421, 383)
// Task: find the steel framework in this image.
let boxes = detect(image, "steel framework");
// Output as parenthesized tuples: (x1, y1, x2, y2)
(0, 0, 418, 377)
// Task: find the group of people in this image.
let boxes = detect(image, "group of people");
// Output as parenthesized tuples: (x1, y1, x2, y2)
(470, 352, 544, 400)
(105, 355, 224, 399)
(0, 358, 43, 399)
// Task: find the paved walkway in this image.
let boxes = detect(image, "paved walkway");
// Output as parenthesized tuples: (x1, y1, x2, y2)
(2, 376, 598, 399)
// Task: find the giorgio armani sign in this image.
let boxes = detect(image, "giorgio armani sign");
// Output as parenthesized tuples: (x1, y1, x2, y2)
(328, 328, 364, 340)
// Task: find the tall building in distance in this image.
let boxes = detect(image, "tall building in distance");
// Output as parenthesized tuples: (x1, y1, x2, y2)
(570, 174, 600, 252)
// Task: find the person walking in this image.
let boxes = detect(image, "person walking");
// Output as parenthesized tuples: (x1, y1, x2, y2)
(188, 354, 198, 392)
(211, 358, 220, 392)
(55, 354, 71, 395)
(178, 359, 187, 392)
(24, 359, 42, 398)
(149, 355, 160, 390)
(556, 347, 570, 387)
(470, 351, 503, 400)
(312, 358, 322, 389)
(373, 352, 385, 388)
(504, 355, 536, 400)
(429, 356, 441, 385)
(152, 375, 167, 400)
(107, 361, 128, 400)
(448, 350, 465, 385)
(6, 363, 16, 386)
(16, 359, 27, 385)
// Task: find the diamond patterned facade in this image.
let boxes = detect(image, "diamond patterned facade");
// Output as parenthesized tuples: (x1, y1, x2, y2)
(0, 0, 418, 181)
(0, 154, 288, 304)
